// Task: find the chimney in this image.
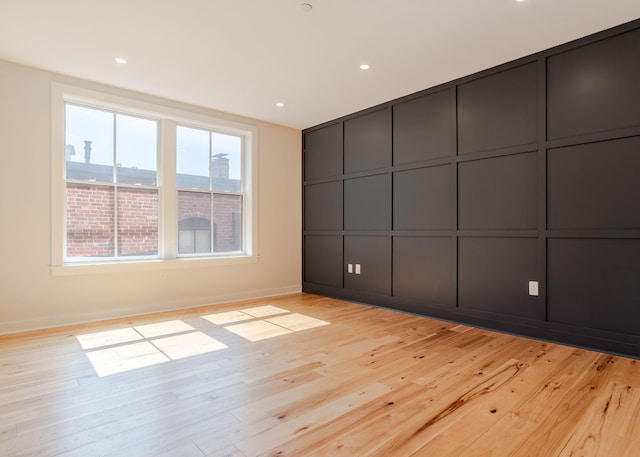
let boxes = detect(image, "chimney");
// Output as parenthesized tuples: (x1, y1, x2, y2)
(84, 140, 92, 164)
(212, 153, 229, 179)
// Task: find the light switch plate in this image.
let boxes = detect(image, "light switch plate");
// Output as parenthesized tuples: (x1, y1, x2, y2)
(529, 281, 539, 296)
(355, 264, 361, 275)
(348, 264, 353, 274)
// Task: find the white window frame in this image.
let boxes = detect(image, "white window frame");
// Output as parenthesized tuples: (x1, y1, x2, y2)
(51, 83, 258, 276)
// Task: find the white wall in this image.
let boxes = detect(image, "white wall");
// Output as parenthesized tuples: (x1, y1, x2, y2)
(0, 59, 301, 334)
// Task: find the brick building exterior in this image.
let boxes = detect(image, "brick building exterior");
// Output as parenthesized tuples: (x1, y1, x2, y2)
(66, 158, 241, 258)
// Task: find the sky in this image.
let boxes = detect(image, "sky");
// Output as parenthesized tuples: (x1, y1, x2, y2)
(65, 104, 242, 183)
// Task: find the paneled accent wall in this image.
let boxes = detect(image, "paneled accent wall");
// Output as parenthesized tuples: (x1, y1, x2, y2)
(302, 19, 640, 357)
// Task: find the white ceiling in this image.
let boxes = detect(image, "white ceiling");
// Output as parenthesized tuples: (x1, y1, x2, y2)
(0, 1, 639, 130)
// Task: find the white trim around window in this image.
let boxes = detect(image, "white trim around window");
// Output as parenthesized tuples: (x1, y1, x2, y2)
(50, 83, 258, 275)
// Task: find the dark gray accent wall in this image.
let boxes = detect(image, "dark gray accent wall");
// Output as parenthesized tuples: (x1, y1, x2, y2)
(458, 237, 539, 319)
(393, 89, 454, 164)
(547, 28, 640, 140)
(393, 236, 452, 305)
(302, 19, 640, 358)
(344, 108, 392, 174)
(394, 165, 451, 230)
(304, 236, 342, 288)
(458, 62, 538, 154)
(344, 236, 391, 295)
(458, 153, 537, 230)
(547, 136, 640, 229)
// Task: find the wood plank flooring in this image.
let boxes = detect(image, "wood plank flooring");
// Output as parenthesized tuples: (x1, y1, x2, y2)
(1, 293, 639, 456)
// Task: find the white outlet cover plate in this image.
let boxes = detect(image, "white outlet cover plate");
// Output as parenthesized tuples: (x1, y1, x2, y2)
(529, 281, 539, 296)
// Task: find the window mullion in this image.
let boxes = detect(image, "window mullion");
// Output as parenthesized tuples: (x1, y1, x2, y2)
(114, 185, 119, 258)
(160, 119, 177, 259)
(209, 132, 214, 254)
(113, 113, 118, 258)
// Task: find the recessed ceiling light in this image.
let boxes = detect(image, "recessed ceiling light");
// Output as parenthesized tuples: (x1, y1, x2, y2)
(276, 102, 285, 108)
(114, 57, 127, 64)
(359, 64, 370, 70)
(300, 3, 313, 12)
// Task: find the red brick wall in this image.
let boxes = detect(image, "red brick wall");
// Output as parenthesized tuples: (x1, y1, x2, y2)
(178, 191, 211, 221)
(66, 184, 158, 257)
(117, 188, 158, 256)
(67, 185, 241, 257)
(66, 184, 115, 257)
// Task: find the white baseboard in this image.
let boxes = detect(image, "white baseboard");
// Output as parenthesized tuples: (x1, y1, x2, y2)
(0, 285, 302, 336)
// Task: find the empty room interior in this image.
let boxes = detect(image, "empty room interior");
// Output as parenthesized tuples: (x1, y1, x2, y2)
(2, 1, 640, 456)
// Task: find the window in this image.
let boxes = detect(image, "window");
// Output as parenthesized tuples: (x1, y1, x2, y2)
(176, 126, 243, 255)
(65, 105, 159, 260)
(51, 84, 257, 273)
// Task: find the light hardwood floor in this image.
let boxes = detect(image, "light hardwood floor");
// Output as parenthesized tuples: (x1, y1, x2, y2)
(1, 293, 639, 457)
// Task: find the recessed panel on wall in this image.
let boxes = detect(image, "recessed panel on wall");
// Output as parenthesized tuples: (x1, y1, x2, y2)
(304, 235, 342, 287)
(393, 236, 452, 305)
(458, 237, 539, 319)
(393, 165, 451, 230)
(458, 62, 537, 154)
(548, 136, 640, 229)
(344, 174, 390, 231)
(548, 238, 640, 336)
(304, 181, 342, 231)
(393, 89, 454, 165)
(344, 236, 391, 296)
(344, 108, 391, 174)
(458, 152, 537, 230)
(547, 28, 640, 140)
(304, 123, 342, 180)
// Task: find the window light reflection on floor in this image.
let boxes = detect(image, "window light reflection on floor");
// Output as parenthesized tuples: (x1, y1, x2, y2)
(76, 327, 144, 350)
(134, 320, 195, 338)
(201, 306, 289, 325)
(86, 341, 170, 377)
(224, 319, 294, 341)
(76, 320, 227, 377)
(204, 308, 330, 342)
(76, 308, 330, 377)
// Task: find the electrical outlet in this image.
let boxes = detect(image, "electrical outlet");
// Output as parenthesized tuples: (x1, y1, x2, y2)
(529, 281, 539, 296)
(348, 264, 353, 274)
(355, 264, 361, 275)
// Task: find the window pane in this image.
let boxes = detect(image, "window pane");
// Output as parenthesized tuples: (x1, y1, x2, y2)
(178, 191, 212, 254)
(66, 184, 115, 257)
(115, 114, 158, 185)
(213, 194, 242, 252)
(195, 229, 212, 253)
(211, 132, 242, 192)
(65, 104, 114, 182)
(117, 188, 158, 257)
(177, 126, 210, 190)
(178, 230, 195, 254)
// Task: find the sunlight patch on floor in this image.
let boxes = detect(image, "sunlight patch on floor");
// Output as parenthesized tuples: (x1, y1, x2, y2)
(207, 307, 331, 342)
(134, 320, 194, 338)
(224, 320, 294, 342)
(76, 327, 143, 350)
(76, 306, 331, 376)
(85, 341, 170, 377)
(76, 321, 227, 377)
(151, 332, 228, 359)
(201, 310, 254, 325)
(240, 305, 289, 318)
(266, 313, 330, 332)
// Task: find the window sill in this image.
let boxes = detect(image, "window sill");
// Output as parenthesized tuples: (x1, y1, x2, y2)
(50, 255, 258, 276)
